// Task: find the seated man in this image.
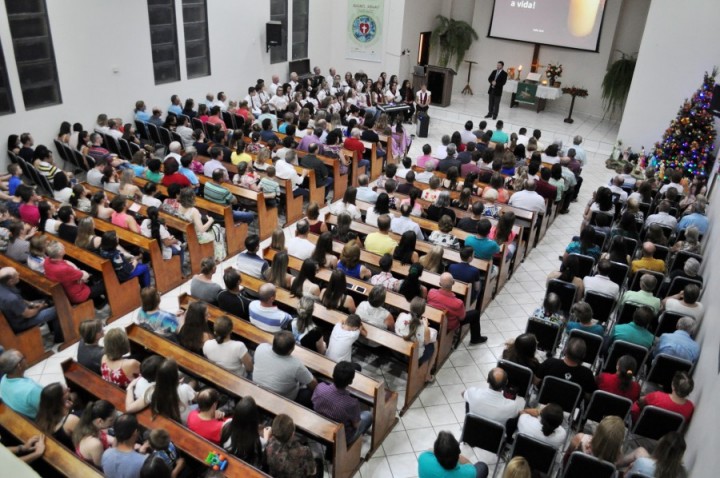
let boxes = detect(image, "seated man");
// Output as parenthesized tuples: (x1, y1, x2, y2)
(676, 198, 709, 235)
(186, 388, 228, 445)
(565, 301, 604, 337)
(0, 266, 63, 343)
(0, 349, 43, 418)
(618, 274, 662, 315)
(365, 215, 398, 256)
(463, 367, 524, 424)
(101, 414, 148, 477)
(217, 267, 251, 319)
(631, 242, 666, 275)
(253, 331, 317, 407)
(645, 200, 678, 230)
(448, 247, 482, 307)
(286, 219, 315, 260)
(608, 306, 655, 349)
(428, 273, 486, 344)
(312, 361, 373, 445)
(235, 234, 269, 280)
(248, 283, 292, 332)
(630, 371, 694, 423)
(464, 218, 500, 261)
(534, 337, 597, 399)
(418, 431, 489, 478)
(456, 201, 485, 233)
(662, 283, 704, 322)
(658, 257, 703, 298)
(582, 259, 620, 300)
(203, 168, 254, 224)
(654, 316, 700, 364)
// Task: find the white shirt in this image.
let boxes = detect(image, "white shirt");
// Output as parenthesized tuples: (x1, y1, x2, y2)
(326, 322, 360, 362)
(287, 236, 315, 260)
(508, 189, 546, 213)
(269, 82, 281, 96)
(608, 184, 628, 203)
(572, 145, 587, 165)
(664, 299, 704, 322)
(274, 159, 303, 190)
(542, 154, 560, 165)
(415, 90, 431, 105)
(391, 215, 425, 240)
(268, 95, 288, 112)
(582, 274, 620, 300)
(356, 301, 390, 329)
(660, 182, 683, 194)
(517, 134, 530, 147)
(330, 201, 361, 221)
(645, 212, 678, 229)
(108, 129, 123, 140)
(395, 312, 433, 357)
(516, 413, 567, 449)
(460, 130, 477, 145)
(245, 94, 262, 114)
(464, 386, 524, 423)
(203, 159, 228, 178)
(434, 144, 448, 160)
(203, 339, 249, 376)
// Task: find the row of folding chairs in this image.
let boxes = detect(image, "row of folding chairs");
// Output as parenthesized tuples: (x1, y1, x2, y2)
(134, 120, 182, 151)
(7, 150, 53, 195)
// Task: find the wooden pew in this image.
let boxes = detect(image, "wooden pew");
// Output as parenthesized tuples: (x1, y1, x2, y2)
(132, 177, 246, 259)
(361, 140, 381, 180)
(0, 310, 51, 366)
(179, 293, 398, 454)
(124, 324, 363, 478)
(238, 272, 428, 415)
(0, 254, 95, 352)
(0, 403, 103, 478)
(61, 360, 268, 478)
(295, 149, 347, 206)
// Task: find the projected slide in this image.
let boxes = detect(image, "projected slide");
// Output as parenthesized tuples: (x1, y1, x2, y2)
(489, 0, 606, 51)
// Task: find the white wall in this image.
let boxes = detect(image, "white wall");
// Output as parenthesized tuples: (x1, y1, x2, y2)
(617, 0, 720, 152)
(0, 0, 290, 166)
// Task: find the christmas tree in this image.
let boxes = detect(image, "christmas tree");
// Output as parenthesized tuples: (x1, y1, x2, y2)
(652, 68, 717, 178)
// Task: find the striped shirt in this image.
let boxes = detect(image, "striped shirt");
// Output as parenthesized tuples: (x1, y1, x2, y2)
(203, 181, 233, 205)
(249, 301, 292, 333)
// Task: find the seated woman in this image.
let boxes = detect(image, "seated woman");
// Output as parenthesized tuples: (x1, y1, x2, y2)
(203, 315, 253, 377)
(600, 235, 631, 265)
(428, 215, 460, 249)
(567, 415, 625, 466)
(98, 230, 152, 288)
(365, 192, 391, 228)
(645, 223, 668, 246)
(263, 250, 294, 289)
(140, 206, 184, 269)
(610, 212, 641, 243)
(398, 262, 428, 301)
(109, 195, 141, 233)
(620, 432, 687, 478)
(177, 301, 213, 355)
(489, 211, 517, 260)
(125, 358, 197, 424)
(77, 319, 105, 374)
(337, 242, 371, 280)
(90, 191, 113, 220)
(671, 225, 701, 254)
(426, 191, 456, 223)
(177, 187, 226, 261)
(320, 270, 357, 313)
(36, 383, 80, 450)
(546, 254, 584, 300)
(72, 400, 117, 467)
(419, 245, 445, 275)
(190, 256, 222, 305)
(291, 296, 327, 354)
(357, 285, 394, 330)
(564, 226, 601, 261)
(332, 212, 361, 244)
(583, 186, 614, 228)
(310, 231, 338, 269)
(596, 355, 640, 401)
(290, 258, 321, 300)
(516, 403, 566, 449)
(565, 301, 604, 336)
(393, 231, 420, 265)
(532, 292, 566, 324)
(501, 333, 539, 375)
(395, 297, 436, 383)
(138, 286, 183, 337)
(101, 328, 140, 389)
(306, 201, 329, 234)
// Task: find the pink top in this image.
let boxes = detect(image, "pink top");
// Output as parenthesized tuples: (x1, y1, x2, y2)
(111, 211, 130, 229)
(416, 155, 436, 169)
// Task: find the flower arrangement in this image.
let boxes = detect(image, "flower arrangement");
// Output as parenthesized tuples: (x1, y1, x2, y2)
(545, 63, 563, 79)
(561, 86, 589, 97)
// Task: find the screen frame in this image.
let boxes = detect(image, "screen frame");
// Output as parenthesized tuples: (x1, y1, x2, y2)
(486, 0, 608, 53)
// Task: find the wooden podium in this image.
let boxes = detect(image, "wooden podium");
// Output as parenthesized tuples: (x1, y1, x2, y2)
(426, 65, 456, 107)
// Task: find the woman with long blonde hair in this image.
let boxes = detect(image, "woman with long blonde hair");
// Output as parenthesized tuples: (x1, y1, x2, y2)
(419, 245, 444, 274)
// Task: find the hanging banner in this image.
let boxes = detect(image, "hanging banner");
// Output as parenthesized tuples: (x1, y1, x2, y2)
(346, 0, 385, 62)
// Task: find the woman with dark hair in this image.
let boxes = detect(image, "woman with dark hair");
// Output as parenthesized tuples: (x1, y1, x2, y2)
(7, 134, 20, 154)
(564, 225, 601, 260)
(549, 163, 566, 203)
(101, 165, 120, 194)
(311, 231, 338, 269)
(517, 403, 566, 449)
(610, 212, 640, 242)
(450, 131, 466, 152)
(38, 200, 60, 234)
(90, 190, 113, 219)
(125, 358, 196, 424)
(429, 215, 460, 249)
(190, 256, 222, 304)
(622, 431, 687, 478)
(399, 79, 415, 122)
(122, 123, 141, 147)
(161, 157, 192, 188)
(329, 188, 362, 220)
(393, 230, 419, 264)
(501, 332, 539, 374)
(203, 315, 253, 377)
(426, 190, 456, 223)
(583, 186, 614, 225)
(646, 223, 668, 246)
(177, 301, 213, 354)
(364, 192, 390, 227)
(451, 188, 472, 211)
(490, 211, 517, 259)
(223, 396, 270, 467)
(443, 166, 461, 191)
(72, 400, 116, 467)
(596, 354, 640, 401)
(398, 262, 428, 301)
(337, 241, 371, 279)
(140, 206, 184, 265)
(36, 383, 79, 449)
(99, 230, 151, 287)
(601, 235, 631, 265)
(178, 187, 226, 260)
(290, 258, 321, 299)
(320, 269, 356, 313)
(331, 212, 359, 244)
(546, 254, 584, 299)
(306, 201, 328, 233)
(109, 195, 141, 233)
(52, 171, 73, 203)
(138, 286, 181, 336)
(68, 183, 92, 212)
(183, 98, 197, 118)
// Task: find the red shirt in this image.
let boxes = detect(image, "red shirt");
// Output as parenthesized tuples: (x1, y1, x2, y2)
(534, 179, 557, 202)
(343, 137, 365, 155)
(44, 258, 90, 304)
(631, 391, 694, 423)
(19, 203, 40, 226)
(186, 410, 225, 444)
(427, 288, 466, 331)
(161, 172, 192, 188)
(596, 372, 640, 401)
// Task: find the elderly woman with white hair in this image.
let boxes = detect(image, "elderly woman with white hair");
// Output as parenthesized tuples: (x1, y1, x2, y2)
(426, 190, 456, 222)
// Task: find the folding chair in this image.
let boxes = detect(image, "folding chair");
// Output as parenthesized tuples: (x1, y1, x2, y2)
(147, 123, 162, 147)
(158, 127, 173, 149)
(664, 276, 702, 298)
(118, 138, 134, 161)
(644, 354, 693, 393)
(566, 329, 603, 369)
(654, 311, 686, 337)
(629, 270, 664, 293)
(72, 149, 92, 171)
(652, 244, 670, 262)
(569, 253, 595, 279)
(191, 117, 207, 137)
(171, 131, 183, 146)
(497, 359, 534, 403)
(607, 261, 629, 288)
(537, 376, 582, 419)
(583, 290, 616, 325)
(459, 414, 506, 477)
(222, 110, 236, 130)
(546, 279, 578, 316)
(669, 251, 702, 274)
(562, 452, 617, 478)
(53, 139, 69, 165)
(580, 390, 632, 430)
(602, 340, 649, 373)
(614, 301, 642, 326)
(638, 202, 651, 220)
(631, 406, 685, 441)
(509, 433, 557, 476)
(624, 237, 639, 259)
(234, 114, 245, 131)
(525, 317, 563, 354)
(135, 120, 149, 140)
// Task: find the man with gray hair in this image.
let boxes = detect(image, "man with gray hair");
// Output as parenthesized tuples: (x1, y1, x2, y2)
(677, 196, 709, 235)
(618, 273, 662, 314)
(572, 135, 587, 165)
(286, 219, 314, 260)
(427, 273, 486, 345)
(391, 203, 425, 239)
(437, 144, 460, 173)
(248, 283, 292, 332)
(655, 316, 700, 363)
(0, 266, 62, 343)
(434, 134, 451, 160)
(415, 162, 436, 184)
(508, 178, 546, 213)
(164, 141, 183, 162)
(0, 349, 44, 418)
(356, 174, 378, 203)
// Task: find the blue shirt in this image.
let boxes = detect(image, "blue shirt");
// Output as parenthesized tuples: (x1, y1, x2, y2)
(0, 375, 42, 419)
(611, 322, 654, 349)
(677, 213, 709, 235)
(168, 104, 183, 116)
(418, 451, 477, 478)
(179, 166, 199, 185)
(565, 321, 604, 337)
(655, 330, 700, 363)
(565, 241, 601, 260)
(130, 164, 146, 177)
(449, 262, 482, 303)
(464, 235, 500, 260)
(490, 130, 509, 144)
(135, 110, 151, 123)
(101, 448, 148, 478)
(8, 176, 21, 196)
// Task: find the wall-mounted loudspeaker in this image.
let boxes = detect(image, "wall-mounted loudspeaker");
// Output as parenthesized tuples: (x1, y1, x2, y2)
(267, 21, 282, 52)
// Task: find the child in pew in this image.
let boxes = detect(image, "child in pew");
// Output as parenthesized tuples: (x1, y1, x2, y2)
(258, 166, 281, 208)
(326, 314, 366, 368)
(148, 428, 186, 478)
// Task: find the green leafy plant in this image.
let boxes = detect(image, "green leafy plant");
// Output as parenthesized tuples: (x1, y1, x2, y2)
(601, 51, 637, 117)
(430, 15, 479, 71)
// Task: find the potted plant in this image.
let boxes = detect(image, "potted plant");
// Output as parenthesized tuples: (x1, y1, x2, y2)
(431, 15, 479, 71)
(601, 51, 637, 117)
(545, 63, 563, 87)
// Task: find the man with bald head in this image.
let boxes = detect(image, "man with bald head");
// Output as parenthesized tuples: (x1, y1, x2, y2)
(428, 273, 486, 345)
(508, 178, 546, 213)
(0, 349, 43, 418)
(463, 367, 523, 423)
(248, 283, 292, 332)
(0, 266, 62, 343)
(631, 242, 666, 275)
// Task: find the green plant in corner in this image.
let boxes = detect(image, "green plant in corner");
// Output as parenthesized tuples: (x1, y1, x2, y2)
(430, 15, 479, 71)
(601, 51, 637, 117)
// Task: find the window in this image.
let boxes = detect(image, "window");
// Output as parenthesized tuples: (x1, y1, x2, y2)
(270, 0, 288, 64)
(0, 41, 14, 115)
(147, 0, 180, 84)
(5, 0, 60, 109)
(292, 0, 309, 60)
(182, 0, 210, 78)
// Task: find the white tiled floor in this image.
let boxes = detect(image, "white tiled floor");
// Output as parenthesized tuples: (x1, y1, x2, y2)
(23, 89, 619, 477)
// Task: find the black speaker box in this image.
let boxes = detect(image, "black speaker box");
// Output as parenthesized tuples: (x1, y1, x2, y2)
(267, 22, 282, 46)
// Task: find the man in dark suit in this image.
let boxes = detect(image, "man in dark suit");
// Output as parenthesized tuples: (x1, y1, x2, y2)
(486, 61, 507, 120)
(299, 143, 332, 195)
